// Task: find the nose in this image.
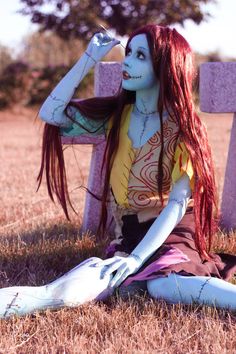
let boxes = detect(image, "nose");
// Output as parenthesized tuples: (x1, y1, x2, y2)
(123, 56, 131, 68)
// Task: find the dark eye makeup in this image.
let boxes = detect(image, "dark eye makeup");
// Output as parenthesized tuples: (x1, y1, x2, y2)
(126, 47, 145, 59)
(137, 50, 145, 59)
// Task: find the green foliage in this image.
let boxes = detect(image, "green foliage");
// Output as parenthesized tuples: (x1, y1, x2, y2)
(29, 65, 94, 105)
(19, 0, 216, 42)
(0, 61, 31, 109)
(29, 65, 70, 105)
(0, 61, 94, 109)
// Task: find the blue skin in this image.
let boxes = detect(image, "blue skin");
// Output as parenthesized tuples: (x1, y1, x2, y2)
(122, 34, 160, 114)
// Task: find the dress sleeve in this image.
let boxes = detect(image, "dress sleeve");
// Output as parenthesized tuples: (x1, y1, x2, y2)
(60, 107, 108, 137)
(171, 140, 195, 191)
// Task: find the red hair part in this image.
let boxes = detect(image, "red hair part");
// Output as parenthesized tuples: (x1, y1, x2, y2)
(38, 25, 218, 261)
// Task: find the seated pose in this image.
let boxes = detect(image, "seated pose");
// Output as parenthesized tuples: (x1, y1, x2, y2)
(1, 25, 236, 318)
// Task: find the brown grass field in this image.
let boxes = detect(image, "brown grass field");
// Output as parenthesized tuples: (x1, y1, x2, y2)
(0, 106, 236, 353)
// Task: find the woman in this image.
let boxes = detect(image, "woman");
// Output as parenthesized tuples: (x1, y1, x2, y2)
(1, 25, 236, 318)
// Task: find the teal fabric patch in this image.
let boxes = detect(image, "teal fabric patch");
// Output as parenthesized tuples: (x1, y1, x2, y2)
(60, 110, 107, 137)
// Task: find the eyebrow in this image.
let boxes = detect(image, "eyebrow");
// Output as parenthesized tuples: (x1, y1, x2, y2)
(128, 45, 148, 52)
(139, 46, 148, 51)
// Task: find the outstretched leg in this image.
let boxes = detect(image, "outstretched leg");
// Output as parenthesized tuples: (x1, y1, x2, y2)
(0, 257, 113, 318)
(147, 273, 236, 310)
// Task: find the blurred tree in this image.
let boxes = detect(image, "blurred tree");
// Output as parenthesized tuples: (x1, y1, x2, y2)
(0, 44, 13, 74)
(19, 31, 84, 67)
(19, 0, 216, 42)
(0, 61, 31, 108)
(206, 51, 223, 62)
(19, 31, 123, 68)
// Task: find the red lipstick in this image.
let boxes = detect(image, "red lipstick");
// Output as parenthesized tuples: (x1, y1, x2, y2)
(122, 71, 131, 80)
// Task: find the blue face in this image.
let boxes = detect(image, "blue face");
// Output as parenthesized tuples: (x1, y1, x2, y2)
(122, 34, 157, 91)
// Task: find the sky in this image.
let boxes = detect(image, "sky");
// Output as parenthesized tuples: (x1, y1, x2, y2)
(0, 0, 235, 58)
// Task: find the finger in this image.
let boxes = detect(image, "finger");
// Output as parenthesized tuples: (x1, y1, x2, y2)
(100, 33, 120, 46)
(109, 264, 127, 288)
(106, 38, 120, 47)
(113, 39, 120, 45)
(99, 265, 109, 279)
(103, 33, 112, 42)
(93, 31, 102, 36)
(101, 261, 123, 278)
(114, 269, 130, 288)
(93, 32, 103, 45)
(96, 32, 103, 40)
(110, 269, 129, 288)
(99, 32, 112, 45)
(94, 259, 111, 268)
(95, 257, 120, 267)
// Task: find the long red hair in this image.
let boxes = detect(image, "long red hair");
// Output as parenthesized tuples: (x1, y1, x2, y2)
(38, 25, 219, 260)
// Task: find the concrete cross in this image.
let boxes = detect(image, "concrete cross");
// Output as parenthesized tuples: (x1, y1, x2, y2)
(62, 62, 122, 233)
(200, 62, 236, 231)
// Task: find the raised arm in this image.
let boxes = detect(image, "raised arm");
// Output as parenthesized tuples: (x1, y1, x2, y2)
(38, 33, 120, 127)
(98, 173, 192, 287)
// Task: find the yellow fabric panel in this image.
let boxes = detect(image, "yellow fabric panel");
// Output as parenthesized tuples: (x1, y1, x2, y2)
(171, 141, 195, 191)
(108, 105, 195, 206)
(108, 104, 134, 208)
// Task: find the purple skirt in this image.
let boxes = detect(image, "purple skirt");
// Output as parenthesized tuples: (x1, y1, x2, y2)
(106, 207, 236, 286)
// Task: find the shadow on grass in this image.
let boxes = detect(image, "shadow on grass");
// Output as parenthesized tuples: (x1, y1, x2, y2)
(101, 290, 236, 325)
(0, 222, 108, 288)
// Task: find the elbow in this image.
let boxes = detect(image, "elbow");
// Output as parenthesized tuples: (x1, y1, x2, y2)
(167, 197, 189, 222)
(38, 104, 61, 126)
(167, 175, 192, 219)
(169, 175, 192, 201)
(38, 102, 70, 127)
(168, 188, 191, 209)
(38, 104, 51, 124)
(167, 195, 190, 210)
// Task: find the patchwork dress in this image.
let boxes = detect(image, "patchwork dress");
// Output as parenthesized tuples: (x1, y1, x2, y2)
(61, 104, 236, 286)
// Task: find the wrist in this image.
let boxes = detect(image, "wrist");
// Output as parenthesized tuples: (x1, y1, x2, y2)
(84, 51, 97, 65)
(130, 253, 143, 265)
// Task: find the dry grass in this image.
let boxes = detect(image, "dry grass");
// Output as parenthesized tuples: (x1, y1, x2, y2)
(0, 106, 236, 353)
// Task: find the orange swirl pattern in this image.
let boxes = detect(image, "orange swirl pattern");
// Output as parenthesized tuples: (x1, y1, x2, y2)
(148, 131, 162, 147)
(128, 115, 179, 211)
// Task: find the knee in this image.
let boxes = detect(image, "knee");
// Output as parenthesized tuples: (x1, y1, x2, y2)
(147, 277, 168, 300)
(147, 274, 179, 302)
